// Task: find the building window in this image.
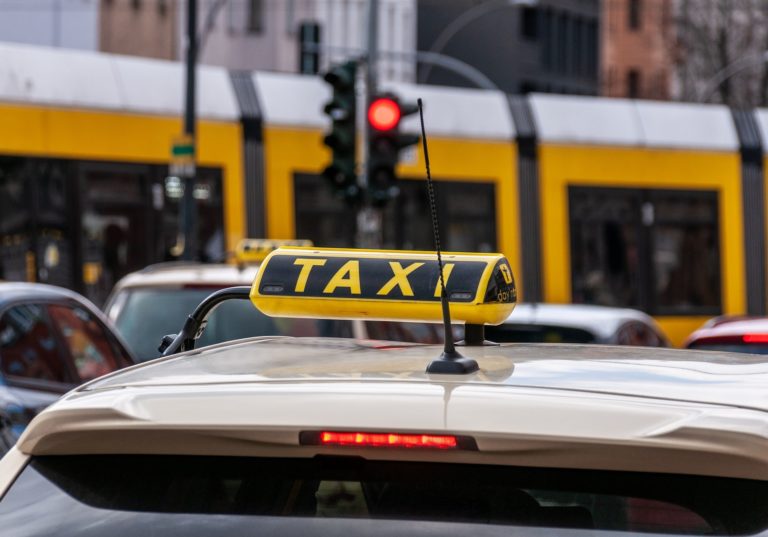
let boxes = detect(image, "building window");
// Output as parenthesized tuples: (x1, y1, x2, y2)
(248, 0, 263, 33)
(569, 187, 721, 316)
(586, 20, 598, 79)
(627, 69, 640, 98)
(131, 0, 141, 10)
(628, 0, 641, 30)
(520, 6, 538, 40)
(540, 9, 553, 70)
(556, 13, 567, 74)
(158, 0, 167, 17)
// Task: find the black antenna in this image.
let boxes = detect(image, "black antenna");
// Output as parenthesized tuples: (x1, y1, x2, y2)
(418, 98, 479, 375)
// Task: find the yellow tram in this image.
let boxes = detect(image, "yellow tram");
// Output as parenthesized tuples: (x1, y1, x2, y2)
(0, 43, 765, 345)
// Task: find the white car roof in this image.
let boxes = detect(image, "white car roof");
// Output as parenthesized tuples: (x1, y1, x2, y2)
(112, 263, 260, 290)
(18, 339, 768, 481)
(505, 303, 659, 341)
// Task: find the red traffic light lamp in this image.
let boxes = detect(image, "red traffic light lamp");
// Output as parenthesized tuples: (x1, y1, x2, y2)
(368, 97, 401, 131)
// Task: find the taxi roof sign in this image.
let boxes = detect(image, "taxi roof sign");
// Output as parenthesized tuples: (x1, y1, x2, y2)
(235, 239, 313, 264)
(250, 247, 516, 325)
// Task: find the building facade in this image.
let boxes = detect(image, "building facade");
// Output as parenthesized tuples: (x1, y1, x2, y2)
(98, 0, 416, 83)
(601, 0, 674, 100)
(417, 0, 599, 95)
(0, 0, 99, 50)
(100, 0, 177, 60)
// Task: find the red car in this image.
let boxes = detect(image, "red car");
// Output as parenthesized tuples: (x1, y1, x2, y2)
(684, 316, 768, 354)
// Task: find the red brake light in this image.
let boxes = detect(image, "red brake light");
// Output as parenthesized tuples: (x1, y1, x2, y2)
(368, 98, 400, 131)
(316, 431, 459, 449)
(743, 334, 768, 343)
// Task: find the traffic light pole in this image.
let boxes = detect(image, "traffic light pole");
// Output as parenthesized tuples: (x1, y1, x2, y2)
(357, 0, 384, 249)
(181, 0, 198, 261)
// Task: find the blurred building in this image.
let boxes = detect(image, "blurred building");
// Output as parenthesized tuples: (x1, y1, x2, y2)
(99, 0, 416, 83)
(673, 0, 768, 107)
(601, 0, 674, 100)
(417, 0, 599, 95)
(0, 0, 99, 50)
(100, 0, 177, 60)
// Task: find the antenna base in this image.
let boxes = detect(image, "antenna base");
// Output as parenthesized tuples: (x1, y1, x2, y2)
(426, 351, 479, 375)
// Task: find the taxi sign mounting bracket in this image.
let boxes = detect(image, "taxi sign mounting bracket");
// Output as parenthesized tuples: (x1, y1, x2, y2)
(159, 286, 252, 355)
(417, 98, 479, 375)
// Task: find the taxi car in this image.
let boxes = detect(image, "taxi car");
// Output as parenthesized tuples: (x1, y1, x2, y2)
(684, 316, 768, 354)
(0, 282, 135, 453)
(1, 248, 767, 536)
(105, 240, 443, 361)
(488, 303, 669, 346)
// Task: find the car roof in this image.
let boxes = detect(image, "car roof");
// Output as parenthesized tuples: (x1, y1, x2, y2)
(687, 317, 768, 342)
(19, 339, 768, 480)
(111, 262, 260, 290)
(504, 303, 657, 340)
(0, 281, 93, 307)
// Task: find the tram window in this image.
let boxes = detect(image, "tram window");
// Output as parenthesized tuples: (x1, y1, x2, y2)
(160, 169, 225, 262)
(391, 180, 496, 252)
(0, 158, 32, 282)
(569, 187, 720, 316)
(293, 175, 496, 252)
(294, 173, 356, 247)
(569, 189, 641, 308)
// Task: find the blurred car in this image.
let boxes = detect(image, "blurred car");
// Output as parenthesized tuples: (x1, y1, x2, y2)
(0, 282, 135, 449)
(105, 261, 445, 361)
(684, 316, 768, 354)
(485, 303, 669, 346)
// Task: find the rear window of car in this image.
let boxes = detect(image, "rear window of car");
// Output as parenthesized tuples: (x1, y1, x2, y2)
(112, 288, 353, 360)
(2, 455, 767, 536)
(485, 323, 597, 344)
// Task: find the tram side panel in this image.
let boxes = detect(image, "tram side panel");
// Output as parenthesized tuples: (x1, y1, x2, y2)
(530, 95, 745, 346)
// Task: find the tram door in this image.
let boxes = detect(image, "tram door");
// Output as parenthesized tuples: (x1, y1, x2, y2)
(79, 163, 156, 306)
(78, 163, 226, 306)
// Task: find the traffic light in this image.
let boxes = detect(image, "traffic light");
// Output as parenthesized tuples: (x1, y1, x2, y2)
(367, 94, 419, 207)
(322, 61, 359, 204)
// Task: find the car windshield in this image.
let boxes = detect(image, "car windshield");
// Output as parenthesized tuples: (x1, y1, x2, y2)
(112, 288, 352, 360)
(2, 455, 768, 537)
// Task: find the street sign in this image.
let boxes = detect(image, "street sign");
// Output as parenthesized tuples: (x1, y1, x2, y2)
(170, 135, 195, 178)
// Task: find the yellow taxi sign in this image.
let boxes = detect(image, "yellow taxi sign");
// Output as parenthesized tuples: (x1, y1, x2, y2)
(235, 239, 314, 264)
(250, 247, 516, 325)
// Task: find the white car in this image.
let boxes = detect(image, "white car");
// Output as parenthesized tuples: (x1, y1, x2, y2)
(105, 259, 443, 361)
(1, 247, 764, 536)
(486, 303, 669, 346)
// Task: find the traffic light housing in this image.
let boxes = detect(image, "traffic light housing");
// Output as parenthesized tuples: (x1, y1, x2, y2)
(367, 94, 419, 207)
(322, 61, 359, 204)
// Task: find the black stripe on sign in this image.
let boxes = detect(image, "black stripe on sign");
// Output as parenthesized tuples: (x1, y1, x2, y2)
(258, 256, 487, 302)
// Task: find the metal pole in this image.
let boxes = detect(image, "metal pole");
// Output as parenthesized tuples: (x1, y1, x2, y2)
(181, 0, 198, 260)
(357, 0, 383, 249)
